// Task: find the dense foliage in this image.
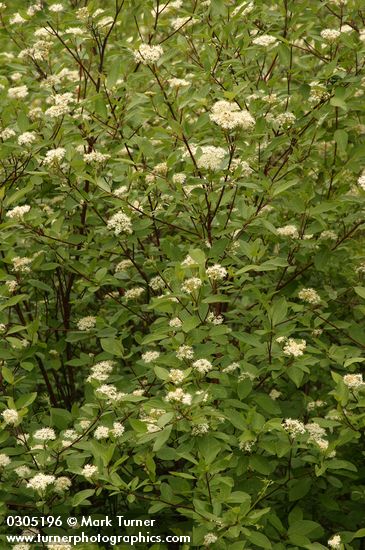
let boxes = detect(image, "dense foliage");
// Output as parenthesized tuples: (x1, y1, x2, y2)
(0, 0, 365, 548)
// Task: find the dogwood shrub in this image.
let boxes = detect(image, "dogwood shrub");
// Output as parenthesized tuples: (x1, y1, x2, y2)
(0, 1, 365, 549)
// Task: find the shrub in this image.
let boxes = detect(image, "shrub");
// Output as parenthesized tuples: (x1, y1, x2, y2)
(0, 1, 365, 549)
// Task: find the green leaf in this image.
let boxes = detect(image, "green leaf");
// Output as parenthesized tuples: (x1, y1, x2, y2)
(354, 286, 365, 299)
(100, 338, 124, 357)
(334, 129, 348, 153)
(246, 530, 272, 549)
(153, 425, 172, 451)
(72, 489, 95, 507)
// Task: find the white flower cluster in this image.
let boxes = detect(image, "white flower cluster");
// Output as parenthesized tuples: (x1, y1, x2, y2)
(357, 170, 365, 190)
(12, 256, 32, 273)
(115, 259, 133, 272)
(140, 408, 166, 433)
(169, 317, 182, 328)
(209, 100, 255, 130)
(18, 132, 37, 146)
(191, 423, 209, 436)
(165, 388, 192, 405)
(184, 145, 226, 171)
(252, 34, 278, 47)
(307, 399, 326, 411)
(305, 422, 328, 451)
(87, 360, 114, 382)
(2, 408, 19, 425)
(298, 288, 321, 304)
(277, 225, 299, 238)
(54, 476, 72, 493)
(207, 312, 223, 325)
(8, 85, 28, 99)
(0, 127, 16, 140)
(343, 373, 364, 389)
(27, 473, 55, 492)
(6, 205, 30, 220)
(83, 151, 110, 163)
(124, 287, 144, 301)
(77, 316, 96, 331)
(107, 212, 133, 235)
(82, 464, 98, 478)
(95, 384, 125, 403)
(134, 44, 163, 64)
(33, 428, 56, 441)
(192, 359, 213, 374)
(168, 78, 190, 88)
(203, 533, 218, 546)
(169, 369, 185, 385)
(320, 29, 341, 42)
(269, 389, 281, 400)
(320, 230, 337, 240)
(275, 112, 296, 127)
(149, 276, 165, 290)
(328, 535, 341, 549)
(282, 418, 306, 437)
(45, 92, 74, 118)
(206, 264, 227, 281)
(176, 345, 194, 360)
(43, 147, 66, 166)
(280, 337, 307, 357)
(222, 362, 240, 373)
(6, 280, 18, 293)
(142, 351, 160, 363)
(181, 277, 202, 294)
(0, 453, 11, 467)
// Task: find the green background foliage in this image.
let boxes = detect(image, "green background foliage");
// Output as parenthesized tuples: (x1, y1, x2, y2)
(0, 0, 365, 548)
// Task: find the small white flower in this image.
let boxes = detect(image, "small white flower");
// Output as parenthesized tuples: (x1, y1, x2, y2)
(18, 132, 37, 146)
(252, 34, 278, 47)
(107, 211, 133, 235)
(8, 85, 28, 99)
(142, 351, 160, 363)
(43, 147, 66, 166)
(282, 418, 306, 437)
(320, 29, 341, 42)
(124, 287, 144, 301)
(2, 408, 19, 425)
(176, 345, 194, 360)
(277, 225, 299, 239)
(6, 205, 30, 220)
(134, 44, 163, 64)
(328, 534, 341, 549)
(27, 473, 55, 492)
(82, 464, 98, 478)
(111, 422, 125, 437)
(54, 476, 72, 492)
(0, 453, 11, 467)
(210, 100, 255, 131)
(169, 317, 182, 328)
(206, 264, 227, 281)
(203, 533, 218, 546)
(298, 288, 321, 305)
(181, 277, 202, 294)
(282, 338, 306, 357)
(94, 426, 109, 440)
(49, 3, 64, 12)
(33, 428, 56, 441)
(77, 316, 96, 331)
(169, 369, 185, 385)
(343, 373, 364, 389)
(192, 359, 213, 374)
